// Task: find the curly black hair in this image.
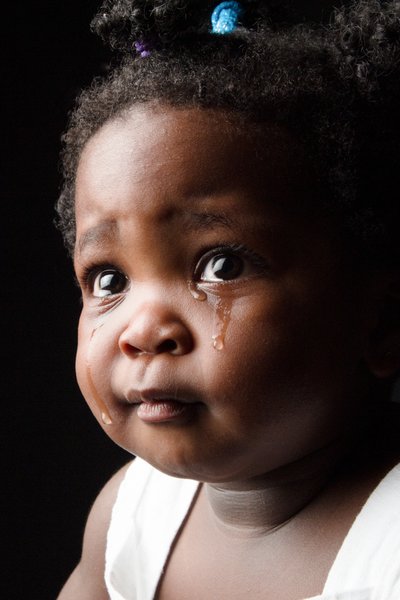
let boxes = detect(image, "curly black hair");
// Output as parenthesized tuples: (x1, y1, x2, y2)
(57, 0, 400, 268)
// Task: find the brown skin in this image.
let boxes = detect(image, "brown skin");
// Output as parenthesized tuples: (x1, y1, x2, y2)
(58, 105, 400, 599)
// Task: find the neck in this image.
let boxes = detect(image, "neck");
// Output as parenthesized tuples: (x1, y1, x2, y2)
(204, 439, 349, 536)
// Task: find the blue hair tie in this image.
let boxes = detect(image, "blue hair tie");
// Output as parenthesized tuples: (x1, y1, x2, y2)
(211, 1, 244, 35)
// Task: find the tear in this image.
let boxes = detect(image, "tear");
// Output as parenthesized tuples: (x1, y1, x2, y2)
(86, 324, 113, 425)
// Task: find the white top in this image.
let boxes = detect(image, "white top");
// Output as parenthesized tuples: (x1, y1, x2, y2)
(105, 458, 400, 600)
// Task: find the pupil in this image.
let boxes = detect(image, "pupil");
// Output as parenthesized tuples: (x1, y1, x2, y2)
(99, 271, 124, 293)
(212, 255, 241, 279)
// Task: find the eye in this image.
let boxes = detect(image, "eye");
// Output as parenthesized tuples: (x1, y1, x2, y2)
(92, 269, 128, 297)
(195, 244, 269, 284)
(200, 253, 244, 282)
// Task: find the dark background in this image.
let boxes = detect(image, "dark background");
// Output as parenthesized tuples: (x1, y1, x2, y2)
(4, 3, 129, 598)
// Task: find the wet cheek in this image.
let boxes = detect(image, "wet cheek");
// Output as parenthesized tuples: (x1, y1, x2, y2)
(199, 312, 273, 399)
(75, 343, 97, 423)
(201, 294, 305, 406)
(75, 319, 114, 425)
(75, 318, 88, 394)
(75, 335, 93, 404)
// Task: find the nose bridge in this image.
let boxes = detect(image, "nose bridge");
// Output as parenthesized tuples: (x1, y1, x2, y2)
(123, 280, 178, 319)
(118, 281, 193, 356)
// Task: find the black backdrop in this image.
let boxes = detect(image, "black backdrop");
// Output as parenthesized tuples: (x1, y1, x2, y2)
(4, 3, 129, 598)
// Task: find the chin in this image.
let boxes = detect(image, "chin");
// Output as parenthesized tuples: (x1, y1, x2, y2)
(132, 446, 259, 484)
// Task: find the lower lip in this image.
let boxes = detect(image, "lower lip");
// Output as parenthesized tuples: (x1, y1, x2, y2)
(136, 400, 193, 423)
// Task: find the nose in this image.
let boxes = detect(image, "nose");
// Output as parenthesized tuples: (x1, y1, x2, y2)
(118, 301, 194, 357)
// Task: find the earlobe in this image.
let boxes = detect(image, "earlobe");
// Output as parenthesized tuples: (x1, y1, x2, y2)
(364, 276, 400, 379)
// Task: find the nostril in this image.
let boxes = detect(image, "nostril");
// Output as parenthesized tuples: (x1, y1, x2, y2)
(157, 339, 178, 353)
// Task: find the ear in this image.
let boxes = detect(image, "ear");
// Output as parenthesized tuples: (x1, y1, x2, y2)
(364, 272, 400, 378)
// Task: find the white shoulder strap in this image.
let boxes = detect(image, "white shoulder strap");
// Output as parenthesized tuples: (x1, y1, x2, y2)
(323, 464, 400, 600)
(105, 458, 199, 600)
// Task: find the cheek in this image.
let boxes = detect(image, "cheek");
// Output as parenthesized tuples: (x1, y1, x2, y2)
(200, 288, 345, 407)
(75, 343, 89, 401)
(220, 292, 298, 361)
(76, 315, 120, 427)
(198, 295, 288, 399)
(75, 316, 110, 403)
(75, 317, 98, 416)
(75, 315, 88, 393)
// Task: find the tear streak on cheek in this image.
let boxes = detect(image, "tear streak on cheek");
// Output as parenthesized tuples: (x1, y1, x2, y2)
(188, 281, 233, 351)
(86, 324, 113, 426)
(211, 295, 232, 351)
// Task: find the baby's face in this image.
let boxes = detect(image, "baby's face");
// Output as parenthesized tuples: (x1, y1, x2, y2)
(74, 105, 371, 483)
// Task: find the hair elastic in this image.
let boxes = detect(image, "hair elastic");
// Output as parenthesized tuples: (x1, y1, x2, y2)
(134, 40, 152, 57)
(211, 1, 244, 34)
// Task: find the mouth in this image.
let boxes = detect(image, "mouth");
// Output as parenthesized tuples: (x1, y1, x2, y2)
(125, 388, 201, 424)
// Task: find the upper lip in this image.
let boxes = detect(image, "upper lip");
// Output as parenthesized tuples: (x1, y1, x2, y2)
(124, 387, 200, 405)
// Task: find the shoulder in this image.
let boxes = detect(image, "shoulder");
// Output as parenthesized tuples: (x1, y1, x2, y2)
(82, 460, 134, 565)
(57, 460, 133, 599)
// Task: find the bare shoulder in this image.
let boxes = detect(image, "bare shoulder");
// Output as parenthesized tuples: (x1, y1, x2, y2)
(57, 460, 133, 600)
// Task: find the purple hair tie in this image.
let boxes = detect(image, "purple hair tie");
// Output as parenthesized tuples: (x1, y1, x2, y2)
(134, 40, 152, 58)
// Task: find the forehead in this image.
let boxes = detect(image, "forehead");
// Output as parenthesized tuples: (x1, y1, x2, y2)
(75, 105, 314, 243)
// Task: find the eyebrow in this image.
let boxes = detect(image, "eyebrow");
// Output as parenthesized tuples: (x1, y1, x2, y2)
(182, 211, 238, 231)
(76, 210, 239, 257)
(76, 220, 118, 256)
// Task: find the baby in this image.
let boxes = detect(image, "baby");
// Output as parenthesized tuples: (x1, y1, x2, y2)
(57, 1, 400, 598)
